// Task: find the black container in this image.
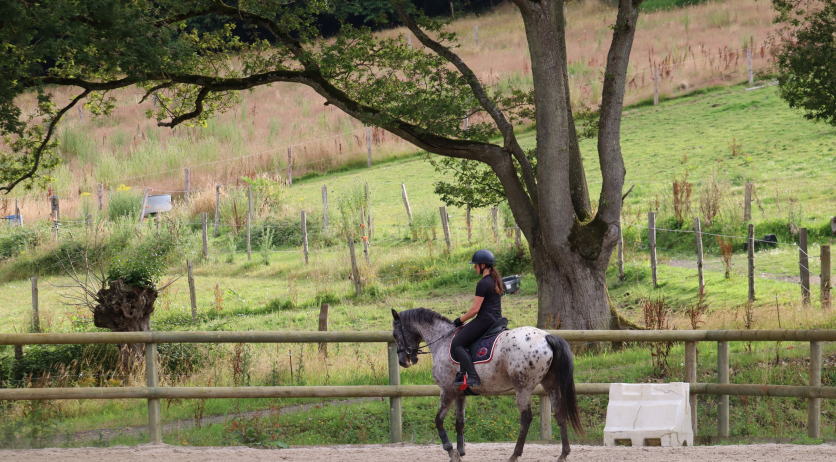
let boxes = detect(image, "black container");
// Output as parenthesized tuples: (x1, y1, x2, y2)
(502, 275, 521, 295)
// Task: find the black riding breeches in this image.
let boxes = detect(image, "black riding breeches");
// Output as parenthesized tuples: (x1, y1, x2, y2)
(450, 316, 496, 362)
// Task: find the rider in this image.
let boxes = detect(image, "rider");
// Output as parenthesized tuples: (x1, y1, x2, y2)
(451, 249, 505, 387)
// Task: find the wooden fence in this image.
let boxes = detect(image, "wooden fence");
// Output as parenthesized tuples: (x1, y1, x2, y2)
(1, 329, 835, 445)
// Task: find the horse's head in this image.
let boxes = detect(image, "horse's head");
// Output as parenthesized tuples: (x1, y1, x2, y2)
(391, 309, 421, 368)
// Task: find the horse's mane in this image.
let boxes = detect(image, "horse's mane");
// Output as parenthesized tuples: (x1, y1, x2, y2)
(400, 307, 453, 326)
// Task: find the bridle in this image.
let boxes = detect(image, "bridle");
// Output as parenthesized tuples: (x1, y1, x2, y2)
(395, 320, 458, 356)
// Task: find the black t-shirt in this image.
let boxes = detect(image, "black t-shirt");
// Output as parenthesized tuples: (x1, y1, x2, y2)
(475, 275, 502, 321)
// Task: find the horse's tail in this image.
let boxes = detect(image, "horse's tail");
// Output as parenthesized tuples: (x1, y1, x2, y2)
(546, 335, 584, 435)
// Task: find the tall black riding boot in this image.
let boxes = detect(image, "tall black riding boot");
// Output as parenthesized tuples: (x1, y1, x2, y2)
(452, 346, 481, 387)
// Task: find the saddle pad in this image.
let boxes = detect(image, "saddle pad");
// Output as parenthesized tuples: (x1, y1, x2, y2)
(449, 330, 507, 365)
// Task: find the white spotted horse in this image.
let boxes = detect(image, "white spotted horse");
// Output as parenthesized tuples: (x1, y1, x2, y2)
(392, 308, 583, 462)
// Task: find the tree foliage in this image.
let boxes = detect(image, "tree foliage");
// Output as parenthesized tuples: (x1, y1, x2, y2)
(772, 0, 836, 126)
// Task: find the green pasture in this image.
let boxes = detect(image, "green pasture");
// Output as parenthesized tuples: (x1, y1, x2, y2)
(1, 82, 836, 448)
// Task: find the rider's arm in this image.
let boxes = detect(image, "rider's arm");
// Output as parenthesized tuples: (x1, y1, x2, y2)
(459, 296, 484, 323)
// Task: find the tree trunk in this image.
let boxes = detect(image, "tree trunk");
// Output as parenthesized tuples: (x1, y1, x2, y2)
(93, 279, 158, 370)
(532, 236, 615, 330)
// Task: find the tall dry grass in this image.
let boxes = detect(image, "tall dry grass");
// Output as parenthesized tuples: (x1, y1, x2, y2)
(2, 0, 779, 223)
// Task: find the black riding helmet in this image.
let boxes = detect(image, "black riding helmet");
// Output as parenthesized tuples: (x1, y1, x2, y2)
(469, 249, 495, 266)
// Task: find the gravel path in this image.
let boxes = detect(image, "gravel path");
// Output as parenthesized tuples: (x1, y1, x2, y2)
(3, 443, 835, 461)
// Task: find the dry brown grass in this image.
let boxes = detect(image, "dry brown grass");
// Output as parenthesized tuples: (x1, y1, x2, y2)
(2, 0, 779, 222)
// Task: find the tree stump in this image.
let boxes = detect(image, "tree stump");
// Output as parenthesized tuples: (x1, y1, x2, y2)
(93, 279, 158, 370)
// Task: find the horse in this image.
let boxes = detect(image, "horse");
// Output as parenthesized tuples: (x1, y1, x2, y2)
(391, 308, 583, 462)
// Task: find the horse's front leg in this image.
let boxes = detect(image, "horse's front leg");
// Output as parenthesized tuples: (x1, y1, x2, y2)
(508, 389, 534, 462)
(436, 390, 461, 462)
(455, 395, 466, 457)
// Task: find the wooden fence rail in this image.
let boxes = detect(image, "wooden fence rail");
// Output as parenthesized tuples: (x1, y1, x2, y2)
(1, 329, 835, 444)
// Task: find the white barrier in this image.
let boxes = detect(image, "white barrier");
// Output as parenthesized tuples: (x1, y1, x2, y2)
(603, 382, 694, 447)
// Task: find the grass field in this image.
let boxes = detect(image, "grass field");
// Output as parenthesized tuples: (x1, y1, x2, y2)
(1, 79, 835, 448)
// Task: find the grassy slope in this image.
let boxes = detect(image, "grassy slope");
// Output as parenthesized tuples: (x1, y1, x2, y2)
(2, 83, 836, 448)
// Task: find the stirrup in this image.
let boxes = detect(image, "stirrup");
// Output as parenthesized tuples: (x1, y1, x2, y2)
(453, 371, 466, 387)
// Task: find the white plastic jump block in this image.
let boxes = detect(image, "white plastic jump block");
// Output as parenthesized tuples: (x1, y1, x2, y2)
(603, 382, 694, 447)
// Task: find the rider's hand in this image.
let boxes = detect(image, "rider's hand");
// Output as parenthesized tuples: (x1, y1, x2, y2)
(453, 318, 464, 328)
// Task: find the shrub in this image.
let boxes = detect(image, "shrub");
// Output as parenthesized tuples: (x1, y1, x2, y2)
(107, 186, 142, 221)
(335, 183, 368, 241)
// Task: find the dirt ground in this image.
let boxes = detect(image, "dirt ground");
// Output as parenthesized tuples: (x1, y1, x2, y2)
(2, 443, 833, 461)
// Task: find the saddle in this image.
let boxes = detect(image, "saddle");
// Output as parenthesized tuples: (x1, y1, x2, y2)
(449, 317, 509, 365)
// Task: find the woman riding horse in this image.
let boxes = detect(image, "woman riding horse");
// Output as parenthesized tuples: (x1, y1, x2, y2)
(451, 249, 505, 388)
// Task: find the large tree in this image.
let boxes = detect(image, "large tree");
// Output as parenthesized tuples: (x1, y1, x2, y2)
(772, 0, 836, 127)
(0, 0, 642, 329)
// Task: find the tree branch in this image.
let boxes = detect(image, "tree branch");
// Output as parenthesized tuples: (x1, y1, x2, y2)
(1, 89, 91, 193)
(158, 87, 210, 128)
(392, 1, 538, 209)
(596, 0, 641, 224)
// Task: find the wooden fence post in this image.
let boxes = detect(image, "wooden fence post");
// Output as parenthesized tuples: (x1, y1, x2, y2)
(466, 204, 472, 245)
(491, 207, 499, 245)
(649, 211, 657, 288)
(366, 128, 372, 168)
(744, 183, 752, 222)
(214, 185, 220, 238)
(440, 206, 452, 254)
(247, 185, 253, 261)
(369, 214, 374, 241)
(146, 342, 161, 445)
(201, 212, 208, 258)
(318, 303, 329, 356)
(401, 183, 413, 226)
(540, 395, 552, 441)
(287, 147, 293, 185)
(322, 185, 329, 232)
(822, 245, 831, 310)
(407, 31, 412, 50)
(97, 183, 103, 211)
(31, 277, 40, 333)
(51, 194, 60, 242)
(137, 188, 150, 231)
(717, 341, 729, 437)
(747, 47, 754, 86)
(475, 25, 479, 45)
(302, 210, 309, 264)
(653, 66, 659, 106)
(799, 228, 810, 306)
(364, 183, 370, 223)
(14, 199, 20, 226)
(748, 223, 755, 302)
(184, 168, 190, 205)
(696, 217, 704, 294)
(514, 222, 522, 249)
(187, 260, 197, 320)
(87, 213, 93, 232)
(388, 342, 403, 443)
(349, 238, 362, 296)
(617, 223, 624, 280)
(685, 341, 698, 435)
(808, 341, 822, 438)
(361, 210, 370, 265)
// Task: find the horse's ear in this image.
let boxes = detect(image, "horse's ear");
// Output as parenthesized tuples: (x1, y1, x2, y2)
(391, 309, 400, 321)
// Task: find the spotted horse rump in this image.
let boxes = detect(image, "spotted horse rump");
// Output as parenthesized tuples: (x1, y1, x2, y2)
(448, 329, 507, 365)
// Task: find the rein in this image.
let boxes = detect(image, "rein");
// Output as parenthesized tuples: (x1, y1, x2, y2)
(395, 321, 458, 356)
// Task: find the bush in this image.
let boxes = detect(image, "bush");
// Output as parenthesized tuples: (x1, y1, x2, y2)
(0, 343, 120, 387)
(495, 244, 532, 276)
(107, 187, 142, 221)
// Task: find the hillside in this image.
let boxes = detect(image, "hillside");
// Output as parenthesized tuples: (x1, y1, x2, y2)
(1, 0, 779, 223)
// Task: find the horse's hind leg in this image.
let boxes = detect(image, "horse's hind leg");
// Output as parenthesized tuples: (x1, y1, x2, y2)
(507, 388, 534, 462)
(436, 390, 461, 462)
(550, 389, 571, 462)
(455, 396, 466, 457)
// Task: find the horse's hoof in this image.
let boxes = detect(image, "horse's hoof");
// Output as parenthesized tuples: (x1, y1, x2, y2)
(558, 457, 567, 462)
(506, 457, 519, 462)
(448, 449, 462, 462)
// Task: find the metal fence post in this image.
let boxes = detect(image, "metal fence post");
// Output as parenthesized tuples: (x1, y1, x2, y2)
(387, 342, 403, 443)
(539, 394, 552, 441)
(146, 342, 161, 444)
(809, 341, 822, 438)
(717, 341, 729, 437)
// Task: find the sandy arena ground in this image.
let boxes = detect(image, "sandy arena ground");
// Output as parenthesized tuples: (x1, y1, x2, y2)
(1, 443, 832, 461)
